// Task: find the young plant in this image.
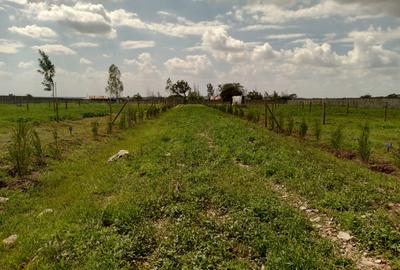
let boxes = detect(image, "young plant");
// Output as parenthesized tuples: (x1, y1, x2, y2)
(358, 122, 371, 161)
(31, 130, 45, 166)
(68, 126, 73, 136)
(119, 113, 126, 129)
(8, 119, 31, 176)
(278, 115, 285, 133)
(330, 125, 344, 150)
(299, 119, 308, 139)
(287, 116, 294, 136)
(314, 120, 322, 142)
(107, 121, 113, 134)
(393, 145, 400, 168)
(49, 128, 61, 159)
(91, 121, 99, 139)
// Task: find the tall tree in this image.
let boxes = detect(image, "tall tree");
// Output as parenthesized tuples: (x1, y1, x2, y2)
(207, 83, 214, 100)
(105, 64, 124, 100)
(247, 90, 263, 100)
(167, 79, 191, 103)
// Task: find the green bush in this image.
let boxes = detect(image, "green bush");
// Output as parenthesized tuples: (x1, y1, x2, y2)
(330, 126, 344, 150)
(49, 128, 61, 159)
(8, 119, 32, 176)
(358, 122, 371, 161)
(299, 119, 308, 139)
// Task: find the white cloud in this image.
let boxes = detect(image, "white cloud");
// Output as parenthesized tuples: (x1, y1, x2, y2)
(164, 55, 213, 76)
(0, 62, 5, 68)
(121, 40, 155, 50)
(0, 39, 24, 54)
(80, 58, 92, 65)
(267, 33, 306, 40)
(18, 61, 34, 69)
(31, 44, 76, 55)
(71, 42, 99, 48)
(8, 24, 57, 39)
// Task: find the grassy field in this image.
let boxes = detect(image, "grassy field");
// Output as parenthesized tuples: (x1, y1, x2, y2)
(232, 103, 400, 167)
(1, 105, 399, 268)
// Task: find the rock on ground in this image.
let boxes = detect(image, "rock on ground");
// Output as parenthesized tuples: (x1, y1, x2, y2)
(108, 150, 129, 163)
(3, 235, 17, 246)
(0, 197, 9, 204)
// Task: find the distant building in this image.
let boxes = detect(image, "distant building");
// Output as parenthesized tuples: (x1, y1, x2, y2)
(232, 95, 244, 105)
(210, 95, 221, 101)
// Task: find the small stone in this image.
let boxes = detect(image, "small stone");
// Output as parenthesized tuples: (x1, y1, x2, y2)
(374, 259, 382, 264)
(107, 150, 129, 163)
(337, 231, 352, 241)
(3, 234, 17, 246)
(311, 217, 321, 222)
(165, 153, 171, 157)
(300, 206, 307, 211)
(0, 197, 9, 204)
(38, 208, 54, 217)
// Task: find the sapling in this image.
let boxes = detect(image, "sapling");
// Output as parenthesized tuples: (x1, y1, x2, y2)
(91, 121, 99, 139)
(107, 121, 113, 134)
(287, 116, 294, 136)
(68, 126, 73, 136)
(119, 113, 126, 129)
(358, 122, 371, 161)
(8, 119, 31, 176)
(49, 128, 61, 159)
(31, 130, 45, 166)
(299, 119, 308, 139)
(330, 126, 344, 150)
(314, 120, 322, 142)
(278, 115, 285, 133)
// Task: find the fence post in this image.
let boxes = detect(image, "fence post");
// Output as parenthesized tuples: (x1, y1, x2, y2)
(384, 103, 388, 122)
(323, 102, 326, 125)
(309, 102, 312, 113)
(65, 101, 68, 110)
(346, 102, 349, 115)
(26, 103, 29, 111)
(264, 101, 268, 127)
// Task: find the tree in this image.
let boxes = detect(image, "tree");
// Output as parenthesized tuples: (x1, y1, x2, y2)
(37, 50, 55, 94)
(105, 64, 124, 100)
(188, 88, 203, 103)
(360, 94, 372, 99)
(133, 93, 142, 100)
(167, 79, 191, 103)
(37, 50, 58, 120)
(219, 83, 244, 102)
(207, 83, 214, 100)
(247, 90, 263, 100)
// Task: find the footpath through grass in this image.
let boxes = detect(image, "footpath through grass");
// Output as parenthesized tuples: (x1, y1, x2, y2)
(0, 105, 352, 269)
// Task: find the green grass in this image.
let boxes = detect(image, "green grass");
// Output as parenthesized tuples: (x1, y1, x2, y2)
(0, 105, 355, 269)
(238, 103, 400, 165)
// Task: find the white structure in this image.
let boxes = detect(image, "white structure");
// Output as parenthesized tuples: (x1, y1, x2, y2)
(232, 96, 243, 105)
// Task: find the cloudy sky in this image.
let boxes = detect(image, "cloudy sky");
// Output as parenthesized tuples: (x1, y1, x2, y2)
(0, 0, 399, 98)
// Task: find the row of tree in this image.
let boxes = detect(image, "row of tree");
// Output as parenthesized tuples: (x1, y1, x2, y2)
(37, 50, 296, 105)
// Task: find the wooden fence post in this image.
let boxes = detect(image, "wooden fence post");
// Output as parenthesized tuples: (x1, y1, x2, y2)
(346, 102, 349, 115)
(264, 101, 268, 127)
(384, 103, 388, 122)
(323, 102, 326, 125)
(309, 102, 312, 113)
(26, 103, 29, 111)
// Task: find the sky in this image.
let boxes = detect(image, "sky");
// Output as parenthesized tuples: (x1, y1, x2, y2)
(0, 0, 399, 98)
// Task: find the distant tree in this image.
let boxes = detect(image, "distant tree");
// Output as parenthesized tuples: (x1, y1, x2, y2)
(165, 78, 173, 93)
(133, 93, 142, 100)
(167, 79, 191, 103)
(219, 83, 244, 102)
(105, 64, 124, 100)
(360, 94, 372, 99)
(207, 83, 214, 100)
(386, 93, 400, 99)
(247, 90, 263, 100)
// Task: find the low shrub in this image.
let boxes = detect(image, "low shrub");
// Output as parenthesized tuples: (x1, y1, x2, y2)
(91, 121, 99, 139)
(8, 119, 31, 176)
(287, 116, 294, 136)
(330, 126, 344, 150)
(299, 119, 308, 139)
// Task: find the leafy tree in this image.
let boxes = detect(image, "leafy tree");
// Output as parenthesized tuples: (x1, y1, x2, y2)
(37, 50, 55, 94)
(105, 64, 124, 100)
(167, 79, 191, 103)
(207, 83, 214, 100)
(247, 90, 263, 100)
(218, 83, 244, 102)
(360, 94, 372, 99)
(386, 93, 400, 98)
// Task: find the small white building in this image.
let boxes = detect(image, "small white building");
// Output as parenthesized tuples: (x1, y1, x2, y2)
(232, 96, 244, 105)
